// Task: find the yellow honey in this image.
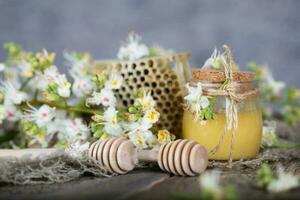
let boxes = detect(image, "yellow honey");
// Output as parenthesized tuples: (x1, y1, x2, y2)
(182, 110, 262, 160)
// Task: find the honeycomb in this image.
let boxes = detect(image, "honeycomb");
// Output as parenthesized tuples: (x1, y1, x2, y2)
(94, 52, 191, 136)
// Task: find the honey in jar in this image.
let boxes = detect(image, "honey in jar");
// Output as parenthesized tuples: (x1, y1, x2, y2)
(182, 69, 262, 160)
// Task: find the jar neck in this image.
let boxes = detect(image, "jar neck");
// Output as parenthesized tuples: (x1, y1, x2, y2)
(190, 80, 259, 96)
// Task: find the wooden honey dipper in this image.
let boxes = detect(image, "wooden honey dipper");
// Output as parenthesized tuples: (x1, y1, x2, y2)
(88, 137, 208, 176)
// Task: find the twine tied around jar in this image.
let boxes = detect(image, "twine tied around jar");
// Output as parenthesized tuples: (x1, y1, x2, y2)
(191, 45, 259, 167)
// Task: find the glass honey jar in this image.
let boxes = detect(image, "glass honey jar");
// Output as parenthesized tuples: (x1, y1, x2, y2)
(182, 69, 262, 161)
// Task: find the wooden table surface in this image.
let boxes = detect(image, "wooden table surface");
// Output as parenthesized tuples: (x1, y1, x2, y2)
(0, 120, 299, 200)
(0, 166, 299, 200)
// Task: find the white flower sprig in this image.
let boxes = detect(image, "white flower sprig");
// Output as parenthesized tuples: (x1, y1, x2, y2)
(86, 68, 122, 108)
(93, 106, 123, 137)
(248, 62, 300, 126)
(203, 48, 225, 70)
(257, 164, 300, 193)
(0, 41, 175, 153)
(261, 120, 277, 148)
(86, 89, 117, 107)
(203, 47, 239, 71)
(38, 65, 72, 100)
(199, 170, 237, 200)
(23, 104, 56, 128)
(64, 51, 95, 98)
(184, 82, 214, 122)
(90, 89, 172, 149)
(268, 165, 299, 193)
(65, 141, 90, 159)
(261, 120, 300, 149)
(117, 32, 174, 61)
(117, 32, 150, 60)
(1, 81, 27, 105)
(136, 90, 156, 111)
(199, 170, 222, 196)
(261, 66, 285, 96)
(64, 118, 90, 143)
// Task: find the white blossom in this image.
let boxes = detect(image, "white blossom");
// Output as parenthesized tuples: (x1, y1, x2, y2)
(268, 165, 299, 193)
(1, 81, 27, 105)
(35, 72, 50, 91)
(199, 170, 222, 196)
(99, 107, 123, 137)
(55, 74, 71, 98)
(262, 66, 285, 95)
(203, 48, 225, 70)
(45, 110, 68, 136)
(64, 51, 91, 78)
(128, 131, 148, 149)
(72, 77, 94, 97)
(63, 51, 81, 67)
(105, 69, 123, 90)
(23, 104, 56, 127)
(184, 82, 210, 121)
(125, 120, 156, 148)
(38, 66, 71, 97)
(43, 65, 60, 84)
(136, 91, 156, 111)
(3, 67, 22, 89)
(46, 118, 64, 136)
(86, 88, 116, 107)
(65, 141, 90, 158)
(142, 108, 160, 124)
(0, 63, 5, 72)
(184, 82, 203, 102)
(262, 120, 277, 147)
(199, 96, 210, 109)
(125, 120, 152, 135)
(64, 118, 90, 143)
(117, 33, 149, 60)
(18, 61, 33, 78)
(4, 104, 22, 122)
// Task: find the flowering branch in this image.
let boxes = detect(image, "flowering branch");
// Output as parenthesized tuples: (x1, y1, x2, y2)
(261, 120, 300, 149)
(256, 164, 300, 193)
(248, 62, 300, 126)
(117, 32, 173, 61)
(19, 100, 101, 115)
(0, 41, 174, 150)
(184, 82, 214, 122)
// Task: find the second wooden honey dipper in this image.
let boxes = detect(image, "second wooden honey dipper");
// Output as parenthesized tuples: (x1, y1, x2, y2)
(89, 137, 208, 176)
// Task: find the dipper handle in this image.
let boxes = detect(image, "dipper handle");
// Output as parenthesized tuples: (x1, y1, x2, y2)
(89, 137, 208, 176)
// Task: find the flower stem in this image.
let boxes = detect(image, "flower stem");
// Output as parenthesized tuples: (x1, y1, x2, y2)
(24, 99, 101, 115)
(34, 89, 39, 100)
(20, 77, 33, 91)
(0, 130, 18, 144)
(272, 142, 300, 149)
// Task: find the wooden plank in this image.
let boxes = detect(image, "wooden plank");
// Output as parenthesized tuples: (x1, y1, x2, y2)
(0, 169, 169, 200)
(129, 168, 300, 200)
(128, 175, 200, 200)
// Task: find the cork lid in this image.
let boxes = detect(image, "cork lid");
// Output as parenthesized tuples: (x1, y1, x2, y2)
(192, 69, 255, 83)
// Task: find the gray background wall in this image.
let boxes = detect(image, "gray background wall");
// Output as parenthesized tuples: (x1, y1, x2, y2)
(0, 0, 299, 86)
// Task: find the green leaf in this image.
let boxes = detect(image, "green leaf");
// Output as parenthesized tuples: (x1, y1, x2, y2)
(256, 164, 274, 188)
(4, 42, 23, 61)
(128, 106, 138, 114)
(224, 185, 238, 200)
(149, 47, 160, 57)
(204, 110, 212, 120)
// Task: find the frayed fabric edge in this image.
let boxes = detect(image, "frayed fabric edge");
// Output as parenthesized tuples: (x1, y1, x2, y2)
(0, 153, 112, 185)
